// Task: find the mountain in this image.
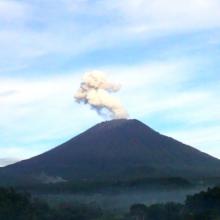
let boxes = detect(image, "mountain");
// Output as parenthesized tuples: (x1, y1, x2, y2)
(1, 119, 220, 184)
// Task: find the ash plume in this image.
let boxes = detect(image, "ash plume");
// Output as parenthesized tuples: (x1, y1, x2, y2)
(74, 71, 128, 119)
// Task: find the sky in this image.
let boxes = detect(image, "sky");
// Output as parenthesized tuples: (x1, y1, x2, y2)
(0, 0, 220, 166)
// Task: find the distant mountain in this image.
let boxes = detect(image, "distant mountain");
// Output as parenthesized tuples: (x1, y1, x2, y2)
(1, 119, 220, 184)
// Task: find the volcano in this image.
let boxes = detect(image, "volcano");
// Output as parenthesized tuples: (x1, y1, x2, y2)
(1, 119, 220, 183)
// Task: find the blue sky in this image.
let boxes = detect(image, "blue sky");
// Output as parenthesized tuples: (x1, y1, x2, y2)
(0, 0, 220, 166)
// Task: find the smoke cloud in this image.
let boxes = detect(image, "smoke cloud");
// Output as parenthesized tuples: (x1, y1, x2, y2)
(74, 71, 128, 119)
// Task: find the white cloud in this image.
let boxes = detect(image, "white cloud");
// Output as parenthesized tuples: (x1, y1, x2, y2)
(0, 1, 219, 165)
(0, 73, 103, 164)
(0, 58, 219, 162)
(165, 125, 220, 159)
(0, 0, 220, 70)
(107, 0, 220, 31)
(104, 59, 193, 89)
(0, 0, 29, 22)
(0, 146, 44, 167)
(0, 157, 19, 167)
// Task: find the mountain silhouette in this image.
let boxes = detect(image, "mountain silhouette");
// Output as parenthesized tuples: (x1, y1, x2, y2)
(1, 119, 220, 183)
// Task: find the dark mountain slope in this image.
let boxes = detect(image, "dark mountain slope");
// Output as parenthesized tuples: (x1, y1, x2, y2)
(1, 119, 220, 183)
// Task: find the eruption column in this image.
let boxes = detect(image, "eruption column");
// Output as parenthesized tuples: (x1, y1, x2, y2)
(74, 71, 128, 119)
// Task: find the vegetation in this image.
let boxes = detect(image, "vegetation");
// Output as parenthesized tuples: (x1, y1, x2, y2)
(0, 187, 102, 220)
(1, 186, 220, 219)
(129, 187, 220, 220)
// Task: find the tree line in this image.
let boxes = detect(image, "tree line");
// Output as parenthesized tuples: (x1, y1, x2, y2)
(1, 186, 220, 220)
